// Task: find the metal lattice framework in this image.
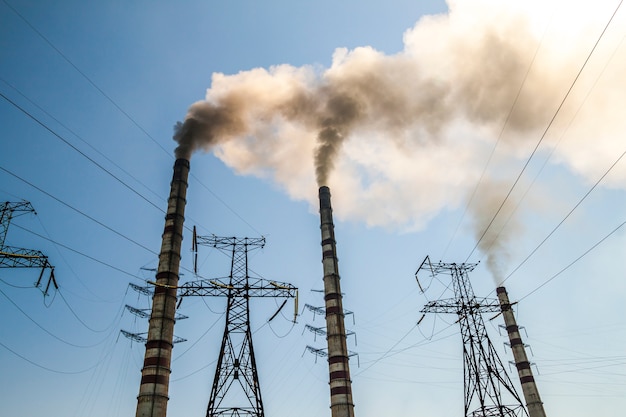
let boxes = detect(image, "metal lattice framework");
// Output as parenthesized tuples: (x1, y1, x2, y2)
(125, 304, 188, 321)
(417, 256, 528, 417)
(303, 303, 354, 323)
(121, 330, 187, 344)
(178, 234, 297, 417)
(0, 201, 56, 294)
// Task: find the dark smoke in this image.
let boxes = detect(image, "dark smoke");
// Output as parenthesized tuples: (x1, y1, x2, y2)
(314, 93, 363, 185)
(174, 101, 249, 160)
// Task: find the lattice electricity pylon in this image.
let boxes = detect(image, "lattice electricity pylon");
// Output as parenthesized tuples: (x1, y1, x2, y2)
(303, 303, 355, 324)
(128, 282, 154, 296)
(416, 256, 528, 417)
(302, 346, 360, 366)
(120, 330, 187, 344)
(0, 201, 56, 295)
(303, 324, 357, 344)
(125, 304, 189, 321)
(178, 234, 298, 417)
(121, 287, 188, 345)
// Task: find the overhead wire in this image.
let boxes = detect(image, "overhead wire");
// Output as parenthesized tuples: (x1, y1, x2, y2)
(34, 214, 118, 303)
(0, 78, 221, 242)
(440, 6, 554, 260)
(2, 0, 264, 238)
(0, 92, 165, 214)
(0, 165, 158, 257)
(1, 0, 171, 157)
(0, 286, 110, 348)
(478, 31, 626, 276)
(57, 289, 125, 333)
(518, 219, 625, 302)
(0, 339, 102, 374)
(11, 223, 143, 282)
(500, 150, 626, 288)
(0, 76, 166, 204)
(464, 0, 624, 263)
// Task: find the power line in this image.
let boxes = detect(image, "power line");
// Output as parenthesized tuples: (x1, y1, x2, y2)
(0, 165, 158, 257)
(57, 289, 124, 334)
(476, 30, 626, 271)
(440, 7, 553, 260)
(0, 76, 166, 205)
(0, 92, 165, 214)
(1, 0, 171, 157)
(519, 219, 626, 302)
(2, 0, 264, 237)
(11, 223, 143, 282)
(502, 150, 626, 286)
(465, 0, 624, 263)
(0, 339, 102, 374)
(0, 286, 109, 348)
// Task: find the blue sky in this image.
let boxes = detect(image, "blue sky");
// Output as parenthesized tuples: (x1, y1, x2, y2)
(1, 1, 625, 416)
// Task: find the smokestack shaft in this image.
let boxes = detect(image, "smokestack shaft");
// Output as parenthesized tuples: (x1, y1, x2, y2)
(319, 186, 355, 417)
(496, 287, 547, 417)
(136, 158, 190, 417)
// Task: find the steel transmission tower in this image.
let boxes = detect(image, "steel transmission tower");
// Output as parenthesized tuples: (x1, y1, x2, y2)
(416, 256, 527, 417)
(178, 233, 298, 417)
(0, 201, 56, 294)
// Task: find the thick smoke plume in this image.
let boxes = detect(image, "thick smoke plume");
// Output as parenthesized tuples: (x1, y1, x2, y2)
(174, 0, 626, 277)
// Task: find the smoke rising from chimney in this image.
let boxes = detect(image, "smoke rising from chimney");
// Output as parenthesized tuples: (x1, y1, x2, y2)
(173, 0, 626, 235)
(469, 181, 523, 284)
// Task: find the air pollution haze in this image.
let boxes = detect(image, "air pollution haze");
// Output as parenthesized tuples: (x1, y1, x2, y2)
(173, 0, 626, 276)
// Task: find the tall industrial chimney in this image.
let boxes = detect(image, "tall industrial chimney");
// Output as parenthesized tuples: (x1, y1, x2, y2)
(136, 158, 190, 417)
(496, 286, 547, 417)
(318, 186, 355, 417)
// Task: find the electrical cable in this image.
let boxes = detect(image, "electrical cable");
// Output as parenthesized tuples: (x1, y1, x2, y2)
(58, 289, 124, 333)
(518, 219, 626, 302)
(476, 32, 626, 273)
(0, 286, 110, 348)
(35, 215, 117, 303)
(0, 92, 165, 214)
(172, 311, 225, 362)
(11, 223, 143, 282)
(170, 358, 218, 382)
(352, 323, 417, 376)
(464, 0, 624, 263)
(0, 165, 158, 257)
(267, 318, 296, 339)
(1, 0, 171, 157)
(500, 150, 626, 287)
(0, 76, 166, 205)
(189, 172, 264, 237)
(440, 7, 553, 260)
(0, 339, 101, 374)
(2, 0, 264, 238)
(0, 277, 34, 289)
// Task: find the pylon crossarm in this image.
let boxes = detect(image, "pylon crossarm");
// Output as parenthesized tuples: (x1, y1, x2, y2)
(422, 298, 502, 314)
(0, 246, 50, 268)
(125, 305, 150, 318)
(179, 277, 296, 298)
(128, 282, 153, 296)
(196, 235, 266, 251)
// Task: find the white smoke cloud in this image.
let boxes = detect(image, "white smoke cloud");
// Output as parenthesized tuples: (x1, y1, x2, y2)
(174, 0, 626, 277)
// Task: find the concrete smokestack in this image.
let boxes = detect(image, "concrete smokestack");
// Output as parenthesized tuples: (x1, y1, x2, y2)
(136, 158, 190, 417)
(318, 186, 355, 417)
(496, 286, 547, 417)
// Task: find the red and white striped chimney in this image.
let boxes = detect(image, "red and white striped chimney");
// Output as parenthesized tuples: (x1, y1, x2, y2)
(319, 186, 355, 417)
(496, 286, 547, 417)
(136, 158, 190, 417)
